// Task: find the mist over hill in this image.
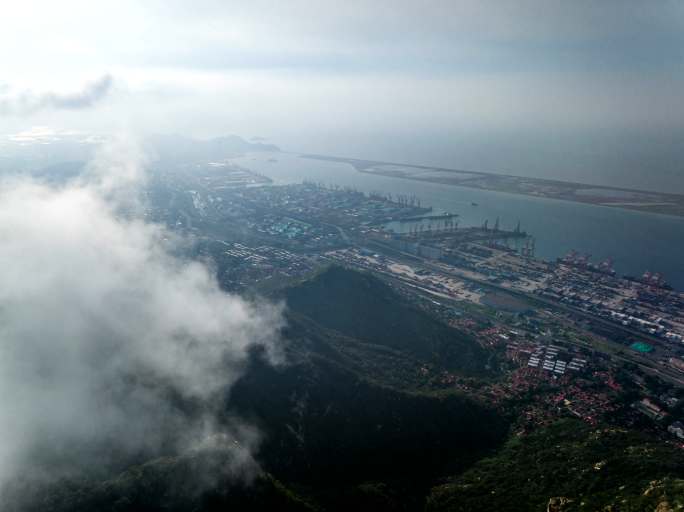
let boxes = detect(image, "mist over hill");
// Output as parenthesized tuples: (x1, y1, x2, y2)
(2, 263, 511, 511)
(2, 1, 684, 509)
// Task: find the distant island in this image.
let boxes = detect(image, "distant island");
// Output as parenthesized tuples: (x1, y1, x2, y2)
(302, 154, 684, 217)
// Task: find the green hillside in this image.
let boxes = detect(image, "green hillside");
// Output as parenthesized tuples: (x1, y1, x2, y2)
(427, 419, 684, 512)
(218, 266, 510, 509)
(1, 266, 509, 512)
(283, 265, 487, 376)
(228, 345, 507, 488)
(5, 266, 683, 511)
(3, 448, 314, 512)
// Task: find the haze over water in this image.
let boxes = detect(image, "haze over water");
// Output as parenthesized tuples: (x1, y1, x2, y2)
(233, 152, 684, 291)
(286, 132, 684, 196)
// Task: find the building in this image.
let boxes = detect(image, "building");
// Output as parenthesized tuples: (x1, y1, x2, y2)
(668, 421, 684, 440)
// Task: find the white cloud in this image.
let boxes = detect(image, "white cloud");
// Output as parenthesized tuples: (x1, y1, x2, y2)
(0, 0, 681, 189)
(5, 126, 86, 144)
(0, 137, 283, 487)
(0, 75, 113, 116)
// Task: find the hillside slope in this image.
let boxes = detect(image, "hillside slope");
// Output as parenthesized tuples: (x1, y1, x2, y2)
(283, 266, 487, 376)
(229, 344, 506, 485)
(3, 448, 314, 512)
(427, 419, 684, 512)
(4, 267, 508, 512)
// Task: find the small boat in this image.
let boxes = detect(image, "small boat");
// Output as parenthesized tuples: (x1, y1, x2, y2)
(471, 202, 479, 206)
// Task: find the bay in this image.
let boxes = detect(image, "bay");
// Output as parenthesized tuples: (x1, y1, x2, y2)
(231, 152, 684, 290)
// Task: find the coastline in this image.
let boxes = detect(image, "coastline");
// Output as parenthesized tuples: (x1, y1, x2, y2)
(301, 154, 684, 218)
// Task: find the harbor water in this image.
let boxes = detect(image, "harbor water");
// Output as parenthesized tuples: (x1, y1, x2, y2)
(231, 152, 684, 290)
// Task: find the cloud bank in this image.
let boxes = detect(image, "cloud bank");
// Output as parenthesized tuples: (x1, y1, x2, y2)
(0, 75, 113, 116)
(0, 138, 283, 491)
(1, 2, 682, 191)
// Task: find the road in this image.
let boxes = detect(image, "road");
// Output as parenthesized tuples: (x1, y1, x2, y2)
(343, 235, 684, 386)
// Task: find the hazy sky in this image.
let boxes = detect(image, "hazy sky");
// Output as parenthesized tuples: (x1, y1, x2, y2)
(1, 1, 683, 189)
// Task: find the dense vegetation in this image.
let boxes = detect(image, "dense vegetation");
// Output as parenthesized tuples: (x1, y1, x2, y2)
(427, 419, 684, 512)
(8, 266, 683, 511)
(224, 266, 508, 508)
(283, 266, 488, 376)
(3, 448, 314, 512)
(5, 266, 507, 511)
(228, 341, 506, 498)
